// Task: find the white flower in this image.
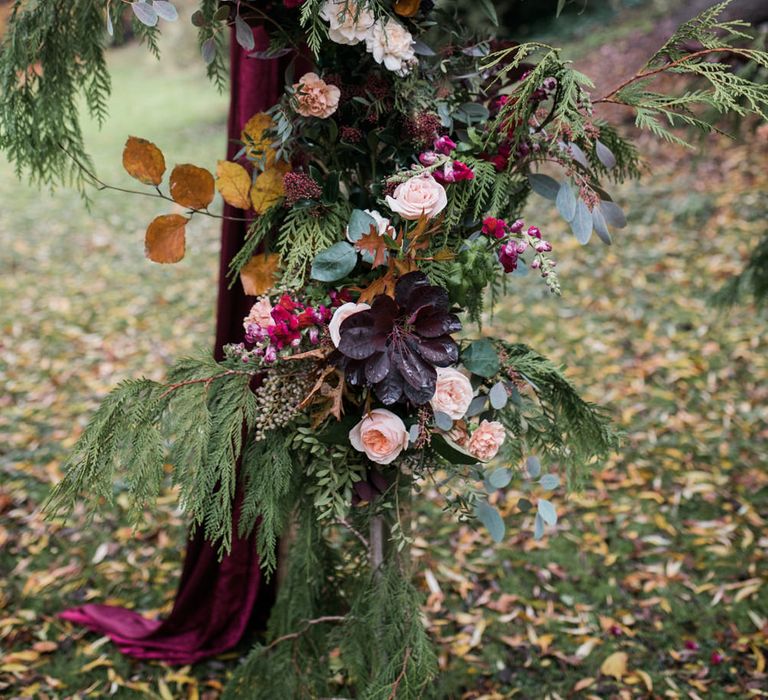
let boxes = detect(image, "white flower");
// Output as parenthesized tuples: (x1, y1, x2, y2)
(385, 172, 447, 220)
(346, 209, 396, 243)
(319, 0, 375, 45)
(328, 302, 371, 347)
(430, 367, 474, 420)
(365, 18, 416, 75)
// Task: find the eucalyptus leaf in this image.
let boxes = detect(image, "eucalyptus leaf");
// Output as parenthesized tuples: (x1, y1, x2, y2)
(556, 181, 577, 222)
(152, 1, 178, 21)
(432, 434, 478, 465)
(596, 140, 617, 169)
(570, 199, 593, 245)
(347, 209, 377, 242)
(408, 424, 420, 445)
(478, 0, 499, 26)
(475, 501, 505, 542)
(413, 39, 436, 56)
(565, 141, 590, 169)
(592, 206, 612, 245)
(235, 14, 255, 51)
(131, 1, 158, 27)
(600, 200, 627, 228)
(537, 498, 558, 526)
(433, 411, 453, 431)
(488, 467, 512, 489)
(528, 173, 559, 201)
(526, 455, 541, 478)
(462, 339, 500, 378)
(489, 381, 508, 409)
(310, 242, 357, 282)
(539, 474, 561, 491)
(533, 513, 545, 540)
(465, 394, 487, 418)
(201, 37, 216, 64)
(518, 497, 532, 513)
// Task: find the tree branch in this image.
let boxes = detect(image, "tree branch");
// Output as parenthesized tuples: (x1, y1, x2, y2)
(265, 615, 347, 651)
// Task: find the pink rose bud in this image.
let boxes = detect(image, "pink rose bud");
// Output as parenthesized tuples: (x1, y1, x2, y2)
(419, 151, 438, 166)
(527, 225, 541, 239)
(433, 135, 457, 155)
(515, 241, 528, 254)
(535, 240, 552, 253)
(508, 218, 524, 233)
(264, 346, 277, 363)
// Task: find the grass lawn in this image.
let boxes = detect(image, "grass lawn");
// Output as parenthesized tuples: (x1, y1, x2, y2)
(2, 16, 767, 700)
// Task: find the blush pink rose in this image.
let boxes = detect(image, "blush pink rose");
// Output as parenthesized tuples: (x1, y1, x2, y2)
(468, 420, 506, 461)
(430, 367, 474, 420)
(328, 302, 370, 347)
(385, 172, 447, 220)
(293, 72, 341, 119)
(349, 409, 409, 465)
(244, 297, 274, 329)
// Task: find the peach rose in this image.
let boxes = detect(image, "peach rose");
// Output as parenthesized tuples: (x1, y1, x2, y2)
(293, 72, 341, 119)
(365, 18, 416, 75)
(349, 409, 409, 465)
(328, 302, 371, 347)
(385, 172, 447, 220)
(320, 0, 375, 45)
(243, 297, 274, 329)
(430, 367, 474, 420)
(468, 420, 506, 461)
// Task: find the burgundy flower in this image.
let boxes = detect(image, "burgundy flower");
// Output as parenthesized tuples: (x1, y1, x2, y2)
(335, 272, 461, 405)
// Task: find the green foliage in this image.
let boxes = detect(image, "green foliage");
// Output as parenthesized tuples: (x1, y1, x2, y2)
(611, 2, 768, 147)
(45, 354, 260, 556)
(497, 342, 619, 486)
(238, 432, 298, 576)
(277, 202, 351, 286)
(227, 205, 284, 285)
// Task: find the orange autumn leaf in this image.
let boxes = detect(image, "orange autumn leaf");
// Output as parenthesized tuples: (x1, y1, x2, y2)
(169, 164, 215, 209)
(354, 226, 389, 268)
(250, 162, 289, 214)
(394, 0, 420, 17)
(122, 136, 166, 186)
(240, 253, 281, 296)
(242, 112, 277, 166)
(145, 214, 188, 264)
(216, 160, 252, 210)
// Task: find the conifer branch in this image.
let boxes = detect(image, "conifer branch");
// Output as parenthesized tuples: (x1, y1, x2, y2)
(264, 615, 347, 651)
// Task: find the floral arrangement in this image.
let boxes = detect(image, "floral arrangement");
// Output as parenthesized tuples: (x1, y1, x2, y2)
(42, 1, 768, 697)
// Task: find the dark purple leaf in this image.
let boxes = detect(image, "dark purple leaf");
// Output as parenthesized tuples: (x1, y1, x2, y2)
(338, 311, 385, 359)
(370, 293, 398, 320)
(393, 343, 436, 392)
(374, 368, 404, 404)
(403, 380, 436, 405)
(412, 307, 462, 338)
(365, 351, 391, 384)
(406, 285, 449, 315)
(343, 359, 367, 386)
(395, 271, 431, 308)
(412, 336, 459, 366)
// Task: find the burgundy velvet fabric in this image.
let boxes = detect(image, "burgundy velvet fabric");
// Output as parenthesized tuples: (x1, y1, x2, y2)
(59, 29, 283, 665)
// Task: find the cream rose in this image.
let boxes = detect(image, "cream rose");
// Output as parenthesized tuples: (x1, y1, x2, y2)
(243, 297, 274, 329)
(328, 302, 371, 347)
(385, 173, 447, 220)
(293, 72, 341, 119)
(349, 409, 409, 465)
(320, 0, 375, 45)
(365, 18, 416, 75)
(468, 420, 506, 462)
(430, 367, 474, 420)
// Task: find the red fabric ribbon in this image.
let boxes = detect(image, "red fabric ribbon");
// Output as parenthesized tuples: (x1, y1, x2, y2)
(60, 27, 284, 664)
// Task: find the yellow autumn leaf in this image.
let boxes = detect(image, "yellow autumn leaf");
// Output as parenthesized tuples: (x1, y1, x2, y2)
(122, 136, 166, 186)
(240, 253, 281, 296)
(250, 162, 289, 214)
(145, 214, 188, 264)
(169, 164, 215, 210)
(242, 112, 277, 166)
(216, 160, 252, 210)
(600, 651, 628, 680)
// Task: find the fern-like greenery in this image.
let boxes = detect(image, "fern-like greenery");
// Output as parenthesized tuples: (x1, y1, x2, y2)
(715, 233, 768, 310)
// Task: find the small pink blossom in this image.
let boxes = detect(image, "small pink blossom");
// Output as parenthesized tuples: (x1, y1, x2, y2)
(468, 420, 506, 461)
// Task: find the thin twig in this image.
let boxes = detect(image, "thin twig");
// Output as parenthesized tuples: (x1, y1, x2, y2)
(158, 369, 256, 400)
(387, 647, 412, 700)
(596, 47, 754, 103)
(334, 517, 369, 549)
(265, 615, 347, 651)
(58, 144, 252, 222)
